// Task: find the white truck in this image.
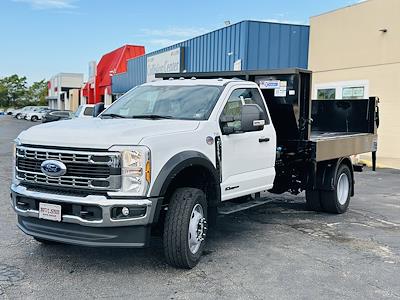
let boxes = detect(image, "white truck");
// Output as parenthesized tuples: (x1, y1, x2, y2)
(11, 69, 378, 268)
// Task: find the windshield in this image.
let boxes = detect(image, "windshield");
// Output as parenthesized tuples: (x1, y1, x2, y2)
(101, 85, 223, 120)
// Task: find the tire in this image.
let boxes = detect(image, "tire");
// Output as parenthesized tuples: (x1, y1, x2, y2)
(34, 237, 59, 245)
(163, 188, 208, 269)
(305, 190, 322, 211)
(15, 113, 22, 120)
(320, 164, 352, 214)
(31, 116, 38, 122)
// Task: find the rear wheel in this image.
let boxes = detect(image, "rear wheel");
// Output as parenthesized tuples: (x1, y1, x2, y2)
(15, 113, 22, 120)
(31, 115, 38, 122)
(320, 164, 352, 214)
(163, 188, 208, 269)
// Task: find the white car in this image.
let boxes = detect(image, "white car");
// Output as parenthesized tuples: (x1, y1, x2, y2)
(25, 108, 52, 122)
(14, 106, 47, 120)
(74, 104, 95, 118)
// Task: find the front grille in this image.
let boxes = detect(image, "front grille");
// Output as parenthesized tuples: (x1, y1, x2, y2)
(16, 146, 121, 191)
(17, 158, 111, 178)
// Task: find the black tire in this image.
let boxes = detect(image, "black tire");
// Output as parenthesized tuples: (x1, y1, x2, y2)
(320, 164, 352, 214)
(15, 113, 22, 119)
(305, 190, 322, 211)
(31, 115, 38, 122)
(163, 188, 208, 269)
(34, 237, 59, 245)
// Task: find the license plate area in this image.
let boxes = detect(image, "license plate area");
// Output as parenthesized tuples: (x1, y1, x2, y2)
(39, 202, 62, 222)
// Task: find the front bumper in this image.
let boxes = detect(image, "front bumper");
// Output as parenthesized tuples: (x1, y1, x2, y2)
(11, 184, 162, 247)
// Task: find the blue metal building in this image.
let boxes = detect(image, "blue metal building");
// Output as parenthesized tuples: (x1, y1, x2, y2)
(112, 20, 310, 94)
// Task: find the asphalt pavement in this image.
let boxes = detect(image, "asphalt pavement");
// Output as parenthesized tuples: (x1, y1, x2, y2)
(0, 116, 399, 299)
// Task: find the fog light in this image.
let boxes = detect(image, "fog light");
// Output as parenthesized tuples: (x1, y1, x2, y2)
(121, 207, 130, 216)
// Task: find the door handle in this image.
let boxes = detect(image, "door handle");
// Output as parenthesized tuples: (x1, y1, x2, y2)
(259, 137, 270, 143)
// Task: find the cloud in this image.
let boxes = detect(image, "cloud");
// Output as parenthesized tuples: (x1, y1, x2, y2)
(146, 38, 184, 47)
(13, 0, 77, 9)
(263, 18, 308, 25)
(137, 27, 210, 49)
(141, 27, 209, 39)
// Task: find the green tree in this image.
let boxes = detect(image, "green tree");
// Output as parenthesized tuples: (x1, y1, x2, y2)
(27, 79, 48, 106)
(0, 75, 27, 108)
(0, 75, 48, 108)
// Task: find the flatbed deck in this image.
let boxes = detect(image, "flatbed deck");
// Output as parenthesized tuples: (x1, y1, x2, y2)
(310, 131, 368, 141)
(310, 132, 377, 162)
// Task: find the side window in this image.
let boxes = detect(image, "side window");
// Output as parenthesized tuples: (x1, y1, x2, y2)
(84, 107, 94, 116)
(220, 88, 269, 132)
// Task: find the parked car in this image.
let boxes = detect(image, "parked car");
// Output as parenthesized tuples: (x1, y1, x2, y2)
(74, 104, 95, 118)
(6, 108, 16, 115)
(25, 108, 54, 122)
(42, 110, 74, 123)
(13, 106, 47, 119)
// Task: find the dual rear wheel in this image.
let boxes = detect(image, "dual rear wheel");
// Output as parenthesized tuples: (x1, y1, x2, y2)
(306, 163, 352, 214)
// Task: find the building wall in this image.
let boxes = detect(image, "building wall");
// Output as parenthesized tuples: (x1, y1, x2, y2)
(309, 0, 400, 162)
(47, 73, 83, 110)
(68, 89, 80, 112)
(112, 20, 310, 94)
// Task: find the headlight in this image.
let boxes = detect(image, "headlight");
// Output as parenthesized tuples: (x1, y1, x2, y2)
(12, 138, 21, 185)
(108, 145, 151, 196)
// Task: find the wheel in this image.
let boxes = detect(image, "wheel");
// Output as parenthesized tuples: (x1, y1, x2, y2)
(320, 164, 352, 214)
(31, 115, 38, 122)
(34, 237, 59, 245)
(305, 190, 322, 211)
(163, 188, 208, 269)
(15, 113, 22, 119)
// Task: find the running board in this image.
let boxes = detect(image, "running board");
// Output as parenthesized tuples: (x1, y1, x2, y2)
(218, 198, 273, 215)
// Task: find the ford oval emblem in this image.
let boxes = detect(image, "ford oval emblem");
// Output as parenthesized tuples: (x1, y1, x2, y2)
(40, 160, 67, 177)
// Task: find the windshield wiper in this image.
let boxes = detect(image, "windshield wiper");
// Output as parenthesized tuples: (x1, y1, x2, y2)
(101, 113, 128, 119)
(130, 114, 174, 119)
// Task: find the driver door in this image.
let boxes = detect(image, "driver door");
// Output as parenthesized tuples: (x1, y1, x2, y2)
(219, 86, 276, 201)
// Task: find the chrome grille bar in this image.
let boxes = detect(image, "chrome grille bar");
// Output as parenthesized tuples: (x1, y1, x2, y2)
(16, 146, 121, 191)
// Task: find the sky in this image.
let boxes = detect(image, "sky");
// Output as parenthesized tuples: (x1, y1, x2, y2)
(0, 0, 363, 84)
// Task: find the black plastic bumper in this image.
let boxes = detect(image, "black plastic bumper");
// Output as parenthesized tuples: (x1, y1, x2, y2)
(18, 216, 151, 248)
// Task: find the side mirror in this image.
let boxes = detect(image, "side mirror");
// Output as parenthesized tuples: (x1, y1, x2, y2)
(220, 115, 236, 135)
(241, 104, 265, 132)
(93, 103, 105, 117)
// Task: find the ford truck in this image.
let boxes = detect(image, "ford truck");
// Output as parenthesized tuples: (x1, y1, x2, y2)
(11, 69, 379, 268)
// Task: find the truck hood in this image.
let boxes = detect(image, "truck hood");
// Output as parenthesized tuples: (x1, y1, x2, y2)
(18, 118, 200, 149)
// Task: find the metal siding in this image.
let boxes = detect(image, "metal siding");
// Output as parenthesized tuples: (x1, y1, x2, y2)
(112, 20, 309, 93)
(246, 21, 309, 70)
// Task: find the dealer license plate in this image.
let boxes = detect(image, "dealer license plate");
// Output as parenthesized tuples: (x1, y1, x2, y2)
(39, 202, 62, 222)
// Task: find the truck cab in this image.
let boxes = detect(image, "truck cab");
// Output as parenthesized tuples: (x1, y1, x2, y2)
(11, 69, 378, 268)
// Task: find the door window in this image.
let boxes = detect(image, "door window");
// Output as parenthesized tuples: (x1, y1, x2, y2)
(220, 88, 269, 132)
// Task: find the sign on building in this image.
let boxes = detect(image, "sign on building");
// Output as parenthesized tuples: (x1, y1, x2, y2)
(146, 48, 184, 82)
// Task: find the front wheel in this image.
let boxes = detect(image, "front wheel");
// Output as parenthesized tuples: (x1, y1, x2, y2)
(163, 188, 208, 269)
(31, 116, 38, 122)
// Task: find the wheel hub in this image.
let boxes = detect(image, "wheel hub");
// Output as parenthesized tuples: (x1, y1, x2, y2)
(188, 204, 207, 254)
(337, 172, 350, 205)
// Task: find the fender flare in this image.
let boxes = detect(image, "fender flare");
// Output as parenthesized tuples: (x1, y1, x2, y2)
(316, 157, 354, 196)
(149, 151, 221, 205)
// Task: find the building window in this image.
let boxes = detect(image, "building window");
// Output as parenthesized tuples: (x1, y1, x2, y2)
(342, 87, 364, 99)
(317, 88, 336, 100)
